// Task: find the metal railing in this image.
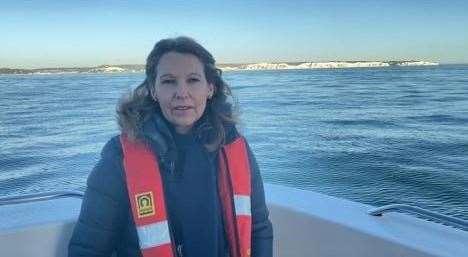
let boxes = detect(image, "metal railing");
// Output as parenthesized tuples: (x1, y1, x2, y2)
(368, 204, 468, 232)
(2, 190, 467, 232)
(0, 191, 84, 206)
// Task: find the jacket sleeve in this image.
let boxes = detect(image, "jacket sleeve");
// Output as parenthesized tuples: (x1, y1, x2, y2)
(245, 141, 274, 257)
(68, 137, 128, 257)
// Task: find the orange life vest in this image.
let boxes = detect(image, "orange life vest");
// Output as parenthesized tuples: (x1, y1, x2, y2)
(120, 134, 252, 257)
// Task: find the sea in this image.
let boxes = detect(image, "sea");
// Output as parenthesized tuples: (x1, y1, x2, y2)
(1, 65, 467, 220)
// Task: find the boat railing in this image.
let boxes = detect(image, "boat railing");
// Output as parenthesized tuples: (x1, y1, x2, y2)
(368, 204, 468, 232)
(0, 191, 84, 206)
(1, 190, 467, 232)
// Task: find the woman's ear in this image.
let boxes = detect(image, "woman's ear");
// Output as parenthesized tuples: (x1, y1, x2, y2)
(208, 83, 215, 99)
(148, 81, 158, 102)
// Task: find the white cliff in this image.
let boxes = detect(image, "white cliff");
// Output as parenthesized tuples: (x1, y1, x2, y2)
(90, 66, 126, 73)
(220, 61, 439, 71)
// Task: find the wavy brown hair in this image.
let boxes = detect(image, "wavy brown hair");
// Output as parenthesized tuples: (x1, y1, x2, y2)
(117, 36, 237, 151)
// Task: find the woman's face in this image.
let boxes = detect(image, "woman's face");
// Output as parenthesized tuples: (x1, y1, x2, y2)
(153, 52, 214, 134)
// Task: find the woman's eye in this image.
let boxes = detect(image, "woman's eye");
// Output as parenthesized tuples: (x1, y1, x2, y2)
(161, 79, 175, 84)
(188, 78, 200, 83)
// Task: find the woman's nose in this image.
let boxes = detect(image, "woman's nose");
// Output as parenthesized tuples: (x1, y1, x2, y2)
(174, 82, 189, 98)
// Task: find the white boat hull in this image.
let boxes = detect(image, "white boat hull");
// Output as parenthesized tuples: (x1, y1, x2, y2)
(1, 184, 466, 257)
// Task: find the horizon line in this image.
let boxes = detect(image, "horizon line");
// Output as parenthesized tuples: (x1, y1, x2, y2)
(3, 60, 465, 70)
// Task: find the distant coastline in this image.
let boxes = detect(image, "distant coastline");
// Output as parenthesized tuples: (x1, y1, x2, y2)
(0, 61, 439, 75)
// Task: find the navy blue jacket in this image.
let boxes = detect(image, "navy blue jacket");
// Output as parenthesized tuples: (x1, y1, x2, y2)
(68, 113, 273, 257)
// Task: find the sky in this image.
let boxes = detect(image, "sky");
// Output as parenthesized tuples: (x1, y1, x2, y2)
(1, 0, 468, 69)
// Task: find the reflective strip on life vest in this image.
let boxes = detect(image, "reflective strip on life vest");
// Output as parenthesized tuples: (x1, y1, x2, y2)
(234, 195, 251, 216)
(137, 220, 171, 249)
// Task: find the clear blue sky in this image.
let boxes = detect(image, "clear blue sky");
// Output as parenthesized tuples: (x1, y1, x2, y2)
(1, 0, 468, 68)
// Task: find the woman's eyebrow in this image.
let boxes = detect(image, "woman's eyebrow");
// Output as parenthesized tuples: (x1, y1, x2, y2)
(159, 74, 175, 79)
(188, 72, 201, 77)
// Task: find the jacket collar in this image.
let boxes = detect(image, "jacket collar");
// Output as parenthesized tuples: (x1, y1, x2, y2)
(138, 110, 239, 170)
(140, 111, 177, 169)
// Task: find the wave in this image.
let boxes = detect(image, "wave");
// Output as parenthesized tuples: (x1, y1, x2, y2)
(406, 114, 468, 124)
(323, 119, 399, 128)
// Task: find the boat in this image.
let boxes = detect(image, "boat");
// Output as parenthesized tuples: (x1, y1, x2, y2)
(0, 184, 466, 257)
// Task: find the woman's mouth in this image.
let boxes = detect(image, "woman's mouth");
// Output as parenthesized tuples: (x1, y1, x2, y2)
(174, 106, 192, 110)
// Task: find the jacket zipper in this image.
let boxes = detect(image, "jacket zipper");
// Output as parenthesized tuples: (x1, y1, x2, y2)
(150, 143, 178, 256)
(160, 159, 178, 257)
(177, 244, 183, 257)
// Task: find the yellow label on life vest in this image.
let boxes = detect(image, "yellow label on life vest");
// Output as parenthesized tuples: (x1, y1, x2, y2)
(135, 192, 155, 218)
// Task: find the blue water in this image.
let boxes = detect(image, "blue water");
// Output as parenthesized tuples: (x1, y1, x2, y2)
(1, 65, 467, 220)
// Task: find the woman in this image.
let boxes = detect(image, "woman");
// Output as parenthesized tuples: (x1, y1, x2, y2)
(68, 37, 273, 257)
